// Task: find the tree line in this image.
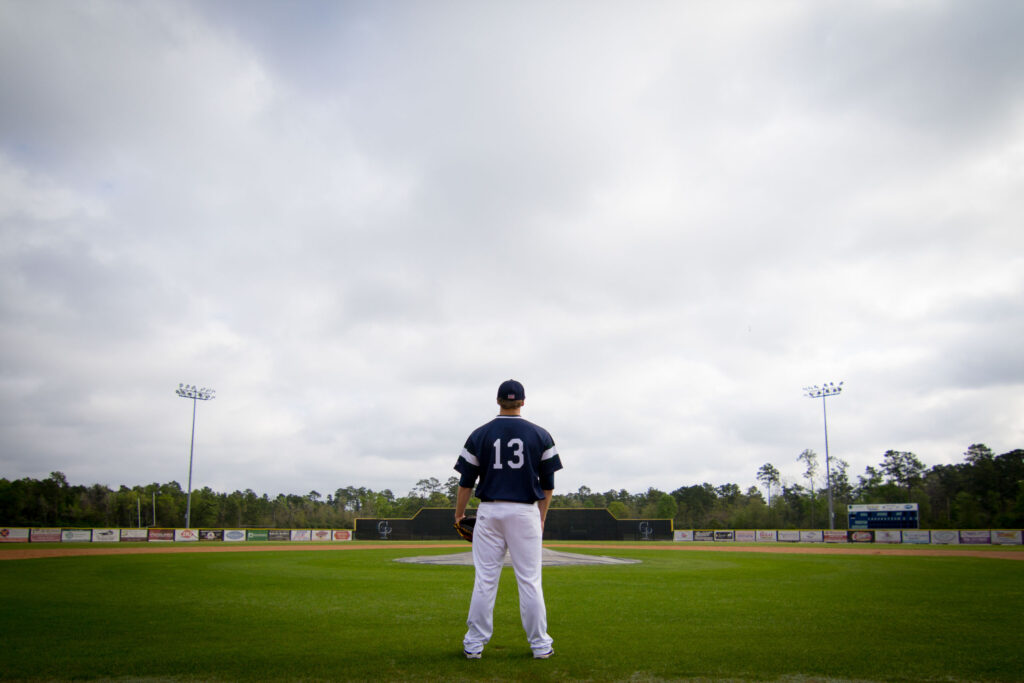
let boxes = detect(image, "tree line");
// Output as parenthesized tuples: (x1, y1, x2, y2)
(2, 444, 1020, 530)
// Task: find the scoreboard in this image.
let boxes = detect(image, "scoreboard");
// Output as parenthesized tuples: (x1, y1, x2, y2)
(847, 503, 919, 529)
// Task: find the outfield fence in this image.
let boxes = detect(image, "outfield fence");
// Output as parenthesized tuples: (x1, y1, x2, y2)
(3, 525, 1021, 545)
(674, 528, 1023, 545)
(0, 527, 353, 543)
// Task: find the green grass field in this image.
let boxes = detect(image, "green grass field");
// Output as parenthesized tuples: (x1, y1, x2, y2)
(1, 543, 1022, 682)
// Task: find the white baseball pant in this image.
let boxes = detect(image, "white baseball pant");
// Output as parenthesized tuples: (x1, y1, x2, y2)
(463, 501, 553, 655)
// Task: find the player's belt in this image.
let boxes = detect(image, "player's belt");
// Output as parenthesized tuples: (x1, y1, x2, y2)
(488, 499, 535, 504)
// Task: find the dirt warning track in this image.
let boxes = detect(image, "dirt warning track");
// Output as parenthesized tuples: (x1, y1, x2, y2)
(0, 543, 462, 561)
(1, 541, 1021, 561)
(548, 542, 1024, 560)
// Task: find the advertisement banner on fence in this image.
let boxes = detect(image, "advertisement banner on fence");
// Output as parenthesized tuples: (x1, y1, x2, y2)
(61, 529, 92, 542)
(175, 528, 199, 542)
(873, 530, 901, 543)
(735, 530, 756, 542)
(823, 530, 848, 543)
(332, 530, 353, 541)
(199, 529, 223, 541)
(694, 530, 715, 542)
(311, 529, 332, 542)
(756, 530, 777, 542)
(290, 530, 312, 542)
(992, 530, 1022, 545)
(0, 527, 30, 543)
(92, 528, 119, 542)
(778, 530, 800, 542)
(31, 528, 62, 542)
(800, 530, 823, 543)
(247, 529, 269, 541)
(713, 530, 735, 542)
(148, 528, 173, 542)
(224, 529, 246, 542)
(959, 530, 991, 545)
(673, 530, 693, 541)
(848, 530, 875, 543)
(120, 528, 148, 542)
(902, 529, 930, 544)
(931, 530, 960, 545)
(268, 529, 290, 541)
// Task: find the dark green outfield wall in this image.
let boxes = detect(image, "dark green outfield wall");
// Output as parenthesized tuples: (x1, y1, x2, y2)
(354, 507, 672, 541)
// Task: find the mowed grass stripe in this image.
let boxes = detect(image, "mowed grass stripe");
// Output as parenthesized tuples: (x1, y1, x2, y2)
(1, 547, 1021, 682)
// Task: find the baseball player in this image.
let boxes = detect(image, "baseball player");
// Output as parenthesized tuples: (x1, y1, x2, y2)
(454, 379, 563, 660)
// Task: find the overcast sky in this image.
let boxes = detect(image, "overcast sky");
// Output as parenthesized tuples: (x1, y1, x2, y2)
(1, 0, 1022, 502)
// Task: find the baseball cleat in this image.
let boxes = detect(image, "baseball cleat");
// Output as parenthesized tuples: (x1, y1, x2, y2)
(533, 648, 554, 659)
(464, 649, 482, 659)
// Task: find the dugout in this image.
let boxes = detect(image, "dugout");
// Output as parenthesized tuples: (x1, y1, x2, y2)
(354, 507, 672, 541)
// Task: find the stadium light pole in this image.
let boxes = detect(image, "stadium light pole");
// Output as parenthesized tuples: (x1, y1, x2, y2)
(176, 384, 215, 529)
(803, 381, 843, 530)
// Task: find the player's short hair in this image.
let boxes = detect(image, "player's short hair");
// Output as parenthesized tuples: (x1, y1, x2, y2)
(497, 398, 525, 410)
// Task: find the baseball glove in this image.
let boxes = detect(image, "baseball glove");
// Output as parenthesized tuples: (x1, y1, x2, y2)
(454, 516, 476, 543)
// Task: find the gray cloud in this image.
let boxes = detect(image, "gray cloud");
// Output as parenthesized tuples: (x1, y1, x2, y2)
(1, 1, 1021, 499)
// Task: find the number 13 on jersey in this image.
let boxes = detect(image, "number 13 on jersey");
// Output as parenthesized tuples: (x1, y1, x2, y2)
(493, 438, 525, 469)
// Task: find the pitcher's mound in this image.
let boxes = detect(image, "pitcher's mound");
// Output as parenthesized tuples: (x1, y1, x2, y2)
(394, 548, 640, 566)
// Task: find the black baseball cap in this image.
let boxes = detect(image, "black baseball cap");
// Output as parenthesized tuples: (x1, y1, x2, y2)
(497, 379, 525, 401)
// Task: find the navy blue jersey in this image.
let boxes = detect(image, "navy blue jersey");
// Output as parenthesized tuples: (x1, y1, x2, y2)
(454, 416, 563, 502)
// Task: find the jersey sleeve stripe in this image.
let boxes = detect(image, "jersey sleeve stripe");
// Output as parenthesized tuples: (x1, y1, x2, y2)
(540, 445, 558, 461)
(460, 448, 480, 467)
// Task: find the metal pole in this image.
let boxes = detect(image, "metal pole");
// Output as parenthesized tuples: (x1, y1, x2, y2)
(186, 396, 196, 529)
(176, 384, 215, 531)
(821, 395, 834, 530)
(803, 382, 842, 531)
(152, 491, 156, 527)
